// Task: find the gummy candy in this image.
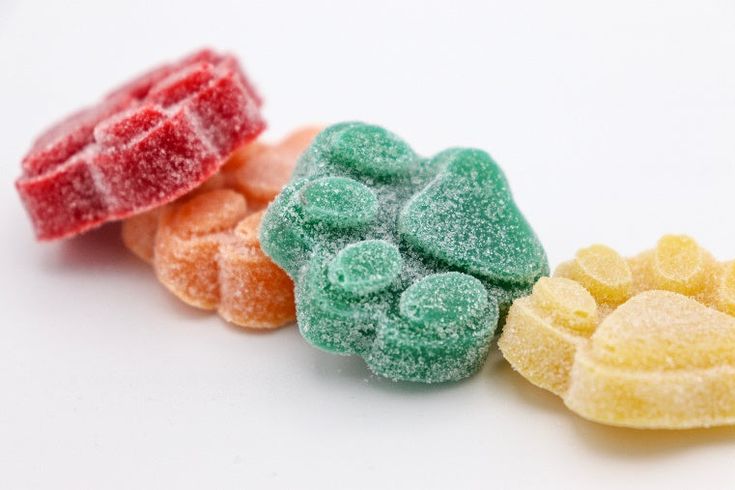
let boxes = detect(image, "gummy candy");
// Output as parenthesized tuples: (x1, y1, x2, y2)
(260, 122, 548, 382)
(122, 127, 320, 328)
(499, 235, 735, 429)
(16, 49, 265, 241)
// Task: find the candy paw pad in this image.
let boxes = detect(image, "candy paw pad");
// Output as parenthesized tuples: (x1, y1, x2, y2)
(327, 240, 402, 296)
(499, 235, 735, 429)
(261, 122, 548, 382)
(121, 127, 320, 329)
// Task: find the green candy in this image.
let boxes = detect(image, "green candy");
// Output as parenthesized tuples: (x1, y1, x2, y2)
(328, 240, 402, 296)
(261, 122, 548, 383)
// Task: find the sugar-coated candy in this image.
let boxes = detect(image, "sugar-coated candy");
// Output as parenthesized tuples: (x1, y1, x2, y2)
(16, 49, 265, 241)
(122, 127, 320, 328)
(499, 235, 735, 429)
(260, 122, 548, 382)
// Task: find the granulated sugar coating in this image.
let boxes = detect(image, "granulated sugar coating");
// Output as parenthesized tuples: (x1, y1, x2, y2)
(499, 235, 735, 429)
(260, 122, 548, 382)
(16, 49, 265, 241)
(122, 127, 320, 329)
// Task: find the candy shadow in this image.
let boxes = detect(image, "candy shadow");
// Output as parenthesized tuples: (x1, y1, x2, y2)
(156, 285, 216, 323)
(489, 350, 570, 416)
(220, 319, 297, 337)
(570, 414, 735, 457)
(45, 223, 217, 323)
(304, 346, 468, 396)
(45, 222, 140, 273)
(494, 355, 735, 456)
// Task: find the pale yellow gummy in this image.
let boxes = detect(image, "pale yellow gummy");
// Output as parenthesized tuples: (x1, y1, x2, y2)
(531, 277, 598, 335)
(555, 244, 632, 305)
(499, 235, 735, 429)
(720, 262, 735, 316)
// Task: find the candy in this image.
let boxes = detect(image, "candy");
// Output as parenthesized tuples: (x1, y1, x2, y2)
(122, 127, 320, 328)
(260, 122, 548, 382)
(499, 235, 735, 429)
(16, 49, 265, 241)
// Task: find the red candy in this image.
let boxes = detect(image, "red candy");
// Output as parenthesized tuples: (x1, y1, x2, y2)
(16, 49, 265, 241)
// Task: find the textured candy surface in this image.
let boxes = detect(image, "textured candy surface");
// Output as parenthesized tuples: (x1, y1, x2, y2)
(17, 49, 265, 241)
(122, 128, 320, 328)
(260, 122, 548, 382)
(499, 235, 735, 429)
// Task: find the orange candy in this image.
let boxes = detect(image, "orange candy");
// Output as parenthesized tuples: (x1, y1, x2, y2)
(122, 127, 321, 328)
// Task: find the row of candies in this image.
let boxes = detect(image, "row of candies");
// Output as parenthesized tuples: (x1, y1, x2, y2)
(15, 50, 735, 430)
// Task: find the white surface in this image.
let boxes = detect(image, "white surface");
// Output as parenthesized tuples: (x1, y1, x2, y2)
(2, 1, 735, 488)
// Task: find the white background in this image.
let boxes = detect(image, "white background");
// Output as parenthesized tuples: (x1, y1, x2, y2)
(1, 1, 734, 488)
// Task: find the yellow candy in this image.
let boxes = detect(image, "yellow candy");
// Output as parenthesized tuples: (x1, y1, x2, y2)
(498, 235, 735, 429)
(554, 244, 632, 305)
(720, 262, 735, 316)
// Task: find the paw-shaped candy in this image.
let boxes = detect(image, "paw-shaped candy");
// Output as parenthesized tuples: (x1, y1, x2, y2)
(260, 122, 548, 382)
(122, 127, 320, 328)
(499, 235, 735, 428)
(16, 49, 264, 241)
